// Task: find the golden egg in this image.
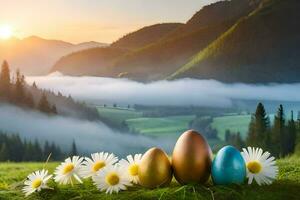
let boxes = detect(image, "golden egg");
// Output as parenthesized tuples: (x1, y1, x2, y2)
(172, 130, 212, 184)
(138, 147, 173, 188)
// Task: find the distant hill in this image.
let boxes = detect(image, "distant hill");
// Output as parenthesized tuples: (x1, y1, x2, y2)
(51, 47, 128, 76)
(51, 23, 181, 76)
(52, 0, 256, 81)
(171, 0, 300, 83)
(0, 36, 107, 75)
(111, 23, 182, 50)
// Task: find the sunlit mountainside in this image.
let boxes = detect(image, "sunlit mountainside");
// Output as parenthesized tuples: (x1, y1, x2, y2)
(171, 0, 300, 83)
(50, 0, 300, 83)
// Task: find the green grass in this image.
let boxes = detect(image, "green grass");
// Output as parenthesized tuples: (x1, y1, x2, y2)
(96, 107, 143, 124)
(211, 115, 252, 140)
(0, 156, 299, 200)
(126, 115, 195, 137)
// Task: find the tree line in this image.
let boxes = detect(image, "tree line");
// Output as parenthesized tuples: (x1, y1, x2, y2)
(0, 131, 79, 162)
(0, 60, 57, 114)
(226, 103, 299, 158)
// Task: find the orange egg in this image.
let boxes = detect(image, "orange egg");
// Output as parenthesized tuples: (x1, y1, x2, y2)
(172, 130, 212, 184)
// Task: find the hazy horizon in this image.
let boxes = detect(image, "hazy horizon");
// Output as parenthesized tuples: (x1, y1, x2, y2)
(0, 0, 218, 43)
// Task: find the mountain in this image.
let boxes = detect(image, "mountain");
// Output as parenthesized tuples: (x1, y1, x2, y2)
(51, 23, 182, 76)
(0, 36, 107, 75)
(171, 0, 300, 83)
(111, 23, 182, 50)
(111, 0, 257, 81)
(51, 47, 128, 76)
(51, 0, 256, 81)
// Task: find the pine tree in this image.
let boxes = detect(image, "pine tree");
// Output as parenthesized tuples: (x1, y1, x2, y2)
(43, 141, 51, 159)
(234, 132, 245, 150)
(51, 105, 57, 114)
(25, 92, 35, 108)
(286, 111, 297, 155)
(0, 60, 11, 98)
(272, 104, 285, 157)
(33, 140, 43, 161)
(13, 69, 26, 104)
(32, 81, 38, 89)
(38, 93, 52, 114)
(225, 129, 231, 143)
(70, 140, 78, 156)
(246, 115, 256, 146)
(23, 141, 35, 161)
(246, 103, 270, 149)
(0, 143, 8, 161)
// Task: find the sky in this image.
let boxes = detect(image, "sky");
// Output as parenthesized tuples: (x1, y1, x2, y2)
(0, 0, 217, 43)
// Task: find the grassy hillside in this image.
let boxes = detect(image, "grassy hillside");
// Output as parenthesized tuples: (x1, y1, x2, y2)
(51, 0, 256, 81)
(112, 0, 255, 81)
(111, 23, 182, 50)
(50, 47, 128, 76)
(51, 23, 181, 76)
(171, 0, 300, 83)
(0, 155, 299, 199)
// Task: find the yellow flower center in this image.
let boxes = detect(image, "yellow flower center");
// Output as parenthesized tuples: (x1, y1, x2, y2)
(128, 164, 139, 176)
(32, 178, 42, 189)
(247, 161, 262, 174)
(63, 164, 74, 174)
(105, 172, 120, 186)
(92, 161, 106, 172)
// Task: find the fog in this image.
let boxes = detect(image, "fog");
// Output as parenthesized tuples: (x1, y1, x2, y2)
(0, 104, 176, 156)
(3, 75, 300, 155)
(27, 75, 300, 107)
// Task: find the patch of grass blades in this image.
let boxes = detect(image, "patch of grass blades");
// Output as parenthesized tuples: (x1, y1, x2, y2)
(0, 156, 299, 199)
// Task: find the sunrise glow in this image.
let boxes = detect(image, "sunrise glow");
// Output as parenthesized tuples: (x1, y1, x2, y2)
(0, 25, 13, 40)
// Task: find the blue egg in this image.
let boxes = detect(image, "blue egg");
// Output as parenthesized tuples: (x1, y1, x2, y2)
(212, 145, 246, 185)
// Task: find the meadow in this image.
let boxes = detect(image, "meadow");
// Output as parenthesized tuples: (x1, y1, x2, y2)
(211, 115, 251, 140)
(126, 115, 195, 137)
(0, 155, 299, 200)
(96, 106, 143, 124)
(96, 107, 253, 139)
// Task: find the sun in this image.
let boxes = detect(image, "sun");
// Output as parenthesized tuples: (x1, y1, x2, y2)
(0, 25, 13, 40)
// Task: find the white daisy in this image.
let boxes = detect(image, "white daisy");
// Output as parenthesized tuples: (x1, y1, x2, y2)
(93, 164, 131, 194)
(119, 154, 142, 184)
(22, 169, 52, 197)
(241, 147, 278, 185)
(54, 156, 84, 185)
(80, 152, 118, 179)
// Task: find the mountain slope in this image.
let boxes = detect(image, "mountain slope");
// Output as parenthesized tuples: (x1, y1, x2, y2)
(171, 0, 300, 83)
(0, 36, 107, 75)
(111, 23, 182, 50)
(51, 47, 128, 76)
(51, 23, 182, 76)
(111, 0, 256, 81)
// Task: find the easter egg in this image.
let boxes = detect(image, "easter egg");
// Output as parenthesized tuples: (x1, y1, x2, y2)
(138, 147, 173, 188)
(212, 145, 246, 185)
(172, 130, 212, 184)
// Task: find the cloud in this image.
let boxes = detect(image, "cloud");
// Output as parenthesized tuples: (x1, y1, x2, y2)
(27, 76, 300, 107)
(0, 104, 175, 156)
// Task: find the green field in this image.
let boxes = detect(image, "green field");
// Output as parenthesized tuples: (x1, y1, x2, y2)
(126, 115, 195, 136)
(96, 107, 195, 137)
(95, 107, 265, 140)
(96, 107, 143, 124)
(0, 156, 299, 200)
(211, 115, 252, 140)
